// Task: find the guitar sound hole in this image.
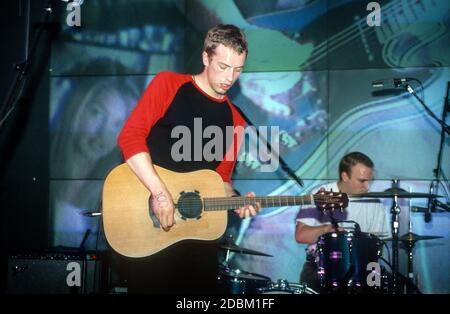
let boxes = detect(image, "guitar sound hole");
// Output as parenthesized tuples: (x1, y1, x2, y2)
(177, 192, 203, 219)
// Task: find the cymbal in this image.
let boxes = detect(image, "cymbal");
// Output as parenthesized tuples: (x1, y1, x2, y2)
(350, 191, 442, 199)
(219, 243, 273, 257)
(382, 232, 443, 243)
(384, 187, 407, 193)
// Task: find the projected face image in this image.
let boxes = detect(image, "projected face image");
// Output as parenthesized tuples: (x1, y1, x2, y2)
(50, 76, 141, 180)
(74, 88, 129, 160)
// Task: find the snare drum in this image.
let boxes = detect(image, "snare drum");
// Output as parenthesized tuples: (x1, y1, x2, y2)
(257, 279, 318, 294)
(317, 231, 382, 293)
(217, 266, 271, 294)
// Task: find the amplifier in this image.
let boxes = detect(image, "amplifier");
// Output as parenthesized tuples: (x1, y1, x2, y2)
(6, 251, 102, 294)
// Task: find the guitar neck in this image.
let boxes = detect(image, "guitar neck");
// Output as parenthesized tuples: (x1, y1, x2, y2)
(203, 195, 314, 211)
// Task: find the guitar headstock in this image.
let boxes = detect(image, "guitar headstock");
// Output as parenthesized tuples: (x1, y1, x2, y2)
(313, 190, 349, 213)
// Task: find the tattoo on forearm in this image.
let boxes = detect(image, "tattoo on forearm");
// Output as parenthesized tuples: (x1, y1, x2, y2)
(155, 191, 169, 207)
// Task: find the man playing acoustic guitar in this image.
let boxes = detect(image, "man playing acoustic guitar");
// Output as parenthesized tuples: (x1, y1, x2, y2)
(116, 24, 260, 294)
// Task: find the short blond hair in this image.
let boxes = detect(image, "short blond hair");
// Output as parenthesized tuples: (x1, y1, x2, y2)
(203, 24, 248, 59)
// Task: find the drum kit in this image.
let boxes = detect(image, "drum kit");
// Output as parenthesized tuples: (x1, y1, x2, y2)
(217, 242, 318, 294)
(217, 185, 446, 294)
(352, 184, 444, 294)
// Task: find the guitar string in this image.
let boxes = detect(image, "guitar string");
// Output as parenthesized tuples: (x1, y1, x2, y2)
(178, 196, 337, 203)
(177, 196, 343, 202)
(307, 0, 416, 59)
(175, 195, 346, 211)
(303, 0, 423, 67)
(308, 0, 400, 56)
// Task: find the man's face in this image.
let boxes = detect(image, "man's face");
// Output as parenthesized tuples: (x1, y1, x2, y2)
(340, 163, 373, 194)
(203, 44, 246, 99)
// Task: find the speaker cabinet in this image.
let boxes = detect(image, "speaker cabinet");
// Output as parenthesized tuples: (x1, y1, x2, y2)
(6, 252, 102, 294)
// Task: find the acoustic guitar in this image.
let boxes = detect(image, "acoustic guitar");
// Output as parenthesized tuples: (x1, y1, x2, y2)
(102, 163, 348, 258)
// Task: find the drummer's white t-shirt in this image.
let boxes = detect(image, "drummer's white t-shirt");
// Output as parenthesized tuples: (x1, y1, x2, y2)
(296, 182, 390, 255)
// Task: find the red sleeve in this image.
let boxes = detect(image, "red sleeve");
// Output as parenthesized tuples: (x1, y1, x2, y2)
(215, 102, 246, 184)
(117, 72, 191, 161)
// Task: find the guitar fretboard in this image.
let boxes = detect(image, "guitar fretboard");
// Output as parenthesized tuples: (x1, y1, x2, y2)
(203, 195, 314, 211)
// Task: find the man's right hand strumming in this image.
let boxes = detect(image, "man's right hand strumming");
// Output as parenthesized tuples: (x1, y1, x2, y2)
(150, 183, 176, 232)
(125, 152, 176, 231)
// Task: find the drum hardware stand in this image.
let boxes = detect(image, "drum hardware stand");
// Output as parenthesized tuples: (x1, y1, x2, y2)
(407, 201, 414, 292)
(405, 239, 417, 294)
(221, 235, 234, 267)
(397, 205, 424, 294)
(390, 179, 401, 294)
(403, 205, 416, 294)
(388, 180, 424, 294)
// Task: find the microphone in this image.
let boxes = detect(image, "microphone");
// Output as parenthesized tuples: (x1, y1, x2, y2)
(425, 200, 433, 222)
(372, 78, 413, 88)
(425, 182, 435, 223)
(371, 89, 405, 97)
(80, 211, 102, 217)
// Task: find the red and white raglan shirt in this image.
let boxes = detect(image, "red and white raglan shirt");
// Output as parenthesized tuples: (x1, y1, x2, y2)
(117, 71, 246, 184)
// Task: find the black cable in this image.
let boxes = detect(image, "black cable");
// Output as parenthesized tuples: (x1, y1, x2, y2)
(380, 240, 391, 269)
(411, 78, 425, 105)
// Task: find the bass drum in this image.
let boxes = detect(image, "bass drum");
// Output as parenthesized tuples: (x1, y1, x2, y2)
(257, 279, 319, 294)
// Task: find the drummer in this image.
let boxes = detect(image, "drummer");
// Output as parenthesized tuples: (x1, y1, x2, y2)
(295, 151, 390, 291)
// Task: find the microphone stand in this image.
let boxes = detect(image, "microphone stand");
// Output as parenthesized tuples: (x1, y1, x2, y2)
(427, 81, 450, 221)
(0, 1, 55, 132)
(232, 107, 304, 187)
(402, 81, 450, 136)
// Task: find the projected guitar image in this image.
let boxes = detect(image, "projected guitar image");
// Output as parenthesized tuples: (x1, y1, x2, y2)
(234, 0, 448, 179)
(248, 0, 449, 69)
